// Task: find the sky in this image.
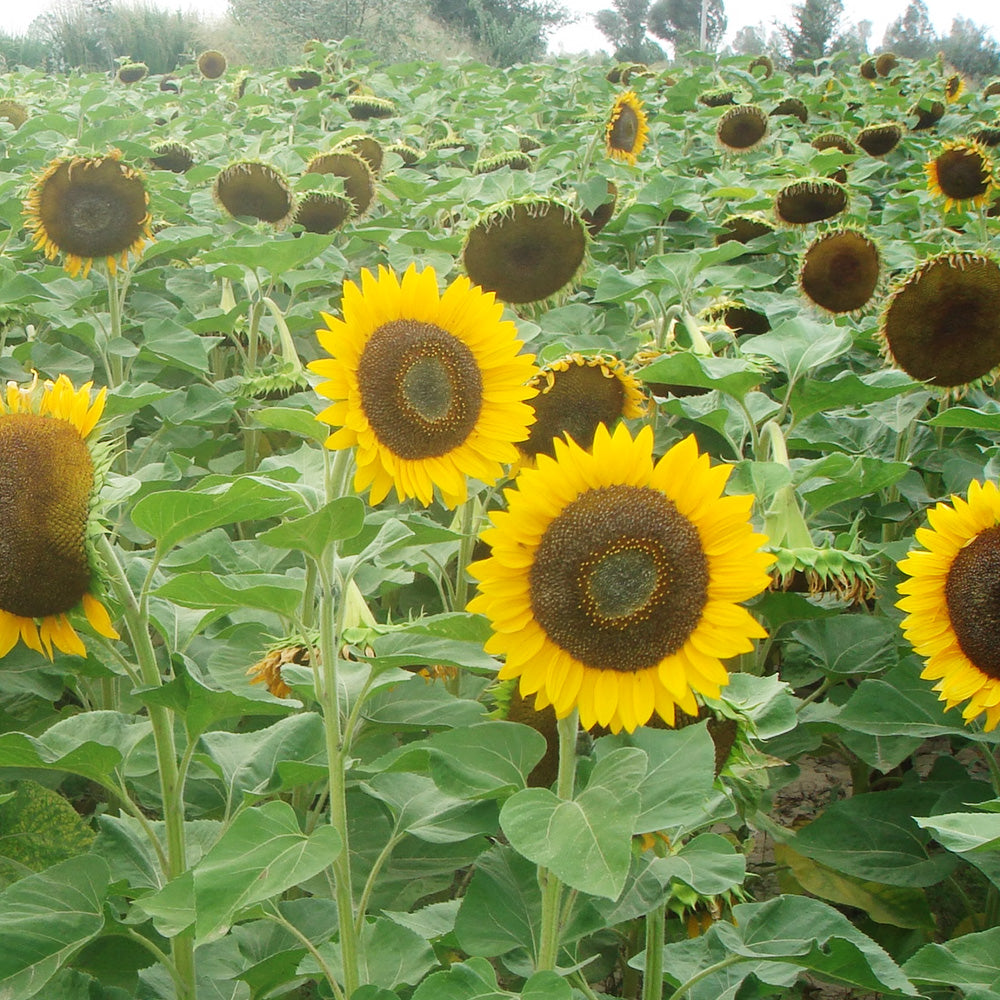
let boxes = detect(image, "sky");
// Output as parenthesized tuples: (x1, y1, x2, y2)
(1, 0, 999, 54)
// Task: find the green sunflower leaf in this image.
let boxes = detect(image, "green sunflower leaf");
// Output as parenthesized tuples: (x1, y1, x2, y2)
(905, 926, 1000, 997)
(0, 855, 110, 999)
(258, 495, 365, 558)
(499, 747, 645, 899)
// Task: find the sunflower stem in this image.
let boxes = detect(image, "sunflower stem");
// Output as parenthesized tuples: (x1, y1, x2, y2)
(641, 902, 666, 1000)
(316, 565, 361, 996)
(96, 534, 196, 1000)
(536, 710, 577, 972)
(454, 495, 480, 612)
(665, 954, 745, 1000)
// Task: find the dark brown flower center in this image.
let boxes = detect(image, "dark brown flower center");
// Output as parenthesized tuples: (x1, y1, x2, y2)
(0, 414, 93, 619)
(529, 485, 708, 672)
(776, 182, 847, 225)
(521, 363, 627, 460)
(935, 148, 990, 201)
(801, 232, 880, 313)
(357, 320, 483, 460)
(610, 105, 639, 150)
(462, 203, 586, 304)
(215, 164, 292, 224)
(945, 526, 1000, 679)
(40, 159, 148, 258)
(883, 255, 1000, 386)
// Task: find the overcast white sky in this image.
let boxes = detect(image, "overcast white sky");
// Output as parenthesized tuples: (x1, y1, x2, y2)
(1, 0, 998, 54)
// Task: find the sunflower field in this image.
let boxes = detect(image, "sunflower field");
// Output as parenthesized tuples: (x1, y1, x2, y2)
(3, 35, 1000, 1000)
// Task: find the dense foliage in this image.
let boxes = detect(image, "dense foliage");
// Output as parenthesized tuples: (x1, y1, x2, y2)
(4, 33, 1000, 1000)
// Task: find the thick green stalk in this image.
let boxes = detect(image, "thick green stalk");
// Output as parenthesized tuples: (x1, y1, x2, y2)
(641, 903, 666, 1000)
(97, 535, 195, 999)
(317, 567, 360, 996)
(536, 711, 578, 971)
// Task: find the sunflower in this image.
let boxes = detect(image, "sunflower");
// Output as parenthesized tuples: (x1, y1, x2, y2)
(473, 151, 533, 175)
(197, 49, 227, 79)
(880, 252, 1000, 388)
(462, 198, 587, 305)
(580, 180, 618, 236)
(117, 61, 148, 84)
(346, 95, 395, 120)
(714, 213, 775, 246)
(716, 105, 768, 153)
(0, 99, 29, 129)
(305, 150, 375, 217)
(149, 141, 195, 174)
(295, 193, 353, 234)
(897, 480, 1000, 730)
(984, 81, 1000, 100)
(334, 134, 384, 175)
(0, 374, 119, 658)
(860, 58, 877, 80)
(468, 423, 772, 733)
(875, 52, 899, 77)
(24, 151, 152, 279)
(309, 264, 538, 508)
(748, 55, 774, 78)
(925, 139, 994, 211)
(799, 229, 881, 314)
(287, 68, 322, 91)
(605, 90, 649, 166)
(774, 178, 848, 226)
(856, 123, 902, 157)
(517, 353, 648, 465)
(770, 97, 808, 124)
(213, 160, 295, 227)
(945, 73, 965, 103)
(909, 98, 945, 131)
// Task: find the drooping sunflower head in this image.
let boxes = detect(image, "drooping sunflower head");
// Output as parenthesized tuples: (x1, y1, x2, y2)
(149, 141, 195, 174)
(925, 139, 994, 212)
(909, 98, 945, 131)
(799, 228, 881, 314)
(386, 141, 422, 166)
(856, 122, 903, 157)
(748, 55, 774, 78)
(24, 150, 152, 279)
(334, 134, 384, 175)
(578, 180, 618, 236)
(197, 49, 227, 79)
(875, 52, 899, 76)
(945, 73, 965, 103)
(714, 213, 775, 246)
(811, 132, 856, 156)
(770, 97, 808, 124)
(117, 61, 148, 84)
(972, 127, 1000, 148)
(898, 480, 1000, 730)
(984, 80, 1000, 99)
(774, 177, 848, 226)
(346, 95, 395, 120)
(213, 160, 295, 227)
(716, 104, 768, 153)
(247, 644, 311, 699)
(294, 193, 353, 234)
(462, 198, 588, 305)
(700, 299, 771, 337)
(305, 150, 376, 218)
(879, 252, 1000, 388)
(698, 89, 736, 108)
(516, 353, 648, 466)
(0, 99, 29, 129)
(0, 374, 119, 659)
(859, 58, 877, 80)
(287, 68, 322, 91)
(308, 264, 539, 508)
(605, 90, 649, 165)
(468, 423, 772, 733)
(473, 151, 533, 175)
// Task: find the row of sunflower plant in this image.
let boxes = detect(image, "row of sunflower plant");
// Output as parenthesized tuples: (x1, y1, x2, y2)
(2, 32, 1000, 1000)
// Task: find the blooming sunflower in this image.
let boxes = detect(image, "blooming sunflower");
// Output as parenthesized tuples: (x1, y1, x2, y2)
(0, 374, 119, 658)
(468, 423, 772, 733)
(517, 352, 648, 465)
(925, 140, 994, 212)
(309, 264, 538, 508)
(24, 151, 152, 279)
(605, 90, 649, 166)
(898, 480, 1000, 730)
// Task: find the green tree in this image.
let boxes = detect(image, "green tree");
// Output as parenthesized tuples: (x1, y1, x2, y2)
(831, 18, 871, 59)
(882, 0, 937, 59)
(593, 0, 665, 62)
(939, 17, 1000, 79)
(647, 0, 727, 52)
(428, 0, 569, 64)
(780, 0, 843, 60)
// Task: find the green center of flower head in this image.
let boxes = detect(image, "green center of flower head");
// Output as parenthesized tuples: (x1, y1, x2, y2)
(945, 526, 1000, 678)
(0, 413, 93, 619)
(358, 320, 483, 460)
(529, 484, 709, 672)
